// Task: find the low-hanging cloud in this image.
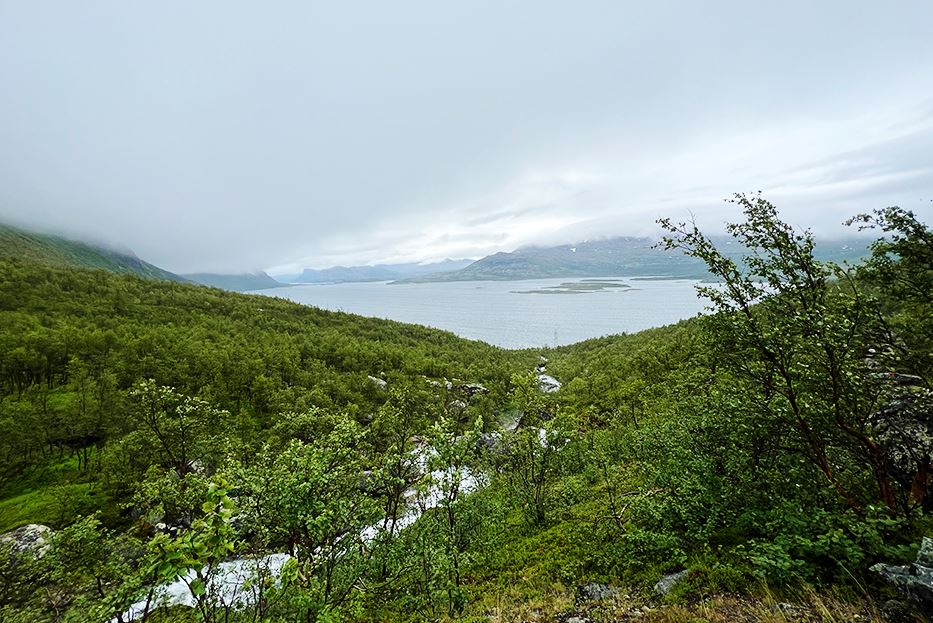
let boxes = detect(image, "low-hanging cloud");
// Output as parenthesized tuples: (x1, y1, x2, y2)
(1, 1, 932, 274)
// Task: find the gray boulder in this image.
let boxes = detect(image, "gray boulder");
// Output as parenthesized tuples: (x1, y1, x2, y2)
(871, 537, 933, 610)
(456, 383, 489, 397)
(918, 537, 933, 567)
(0, 524, 53, 558)
(576, 583, 619, 603)
(538, 374, 561, 393)
(654, 569, 689, 596)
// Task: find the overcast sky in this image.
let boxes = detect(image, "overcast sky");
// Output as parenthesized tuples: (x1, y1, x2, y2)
(1, 1, 932, 274)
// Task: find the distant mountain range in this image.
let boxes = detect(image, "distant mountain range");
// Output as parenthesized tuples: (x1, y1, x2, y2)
(396, 236, 871, 282)
(182, 271, 286, 292)
(0, 223, 186, 282)
(276, 259, 474, 284)
(0, 222, 873, 292)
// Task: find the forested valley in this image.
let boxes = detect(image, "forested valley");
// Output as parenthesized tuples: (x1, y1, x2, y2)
(1, 195, 931, 622)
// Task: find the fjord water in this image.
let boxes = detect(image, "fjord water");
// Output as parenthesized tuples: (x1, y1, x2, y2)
(255, 278, 707, 348)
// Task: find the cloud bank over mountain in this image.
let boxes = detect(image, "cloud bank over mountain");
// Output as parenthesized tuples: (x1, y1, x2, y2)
(1, 1, 931, 273)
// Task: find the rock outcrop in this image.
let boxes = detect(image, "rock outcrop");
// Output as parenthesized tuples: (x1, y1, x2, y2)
(870, 389, 933, 492)
(0, 524, 53, 558)
(654, 569, 689, 596)
(576, 583, 619, 603)
(871, 536, 933, 610)
(538, 374, 561, 393)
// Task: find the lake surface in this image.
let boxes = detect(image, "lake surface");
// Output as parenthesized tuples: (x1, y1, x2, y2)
(253, 277, 708, 349)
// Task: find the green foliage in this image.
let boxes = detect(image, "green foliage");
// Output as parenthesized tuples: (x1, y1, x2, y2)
(0, 197, 930, 620)
(235, 414, 377, 620)
(660, 193, 900, 512)
(740, 504, 911, 584)
(145, 478, 239, 622)
(848, 206, 933, 381)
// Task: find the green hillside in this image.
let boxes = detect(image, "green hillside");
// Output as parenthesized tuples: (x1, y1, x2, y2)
(0, 223, 184, 282)
(400, 236, 870, 282)
(183, 270, 285, 292)
(0, 201, 930, 623)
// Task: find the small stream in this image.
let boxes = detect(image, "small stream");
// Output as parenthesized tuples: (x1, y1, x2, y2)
(118, 369, 559, 621)
(116, 458, 482, 620)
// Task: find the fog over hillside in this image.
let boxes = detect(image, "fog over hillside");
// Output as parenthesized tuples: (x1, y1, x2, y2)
(0, 1, 931, 273)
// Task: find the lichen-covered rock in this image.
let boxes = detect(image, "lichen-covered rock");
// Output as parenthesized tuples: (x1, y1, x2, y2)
(0, 524, 53, 558)
(576, 583, 619, 603)
(871, 537, 933, 610)
(654, 569, 689, 596)
(869, 390, 933, 487)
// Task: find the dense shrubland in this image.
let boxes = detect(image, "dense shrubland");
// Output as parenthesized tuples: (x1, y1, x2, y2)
(0, 196, 930, 622)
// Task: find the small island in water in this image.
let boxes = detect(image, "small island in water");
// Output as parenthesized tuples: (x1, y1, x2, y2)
(512, 278, 636, 294)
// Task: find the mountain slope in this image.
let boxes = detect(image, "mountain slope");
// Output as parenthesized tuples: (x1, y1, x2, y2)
(183, 271, 285, 292)
(0, 223, 185, 282)
(286, 259, 474, 284)
(400, 237, 707, 281)
(399, 236, 870, 282)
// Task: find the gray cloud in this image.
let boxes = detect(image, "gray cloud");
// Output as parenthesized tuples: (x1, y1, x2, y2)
(1, 1, 932, 273)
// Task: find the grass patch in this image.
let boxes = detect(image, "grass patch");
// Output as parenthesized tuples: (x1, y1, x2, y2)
(0, 455, 110, 532)
(0, 482, 106, 532)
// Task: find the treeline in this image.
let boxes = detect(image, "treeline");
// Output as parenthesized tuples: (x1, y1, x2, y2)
(0, 259, 528, 481)
(0, 197, 931, 622)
